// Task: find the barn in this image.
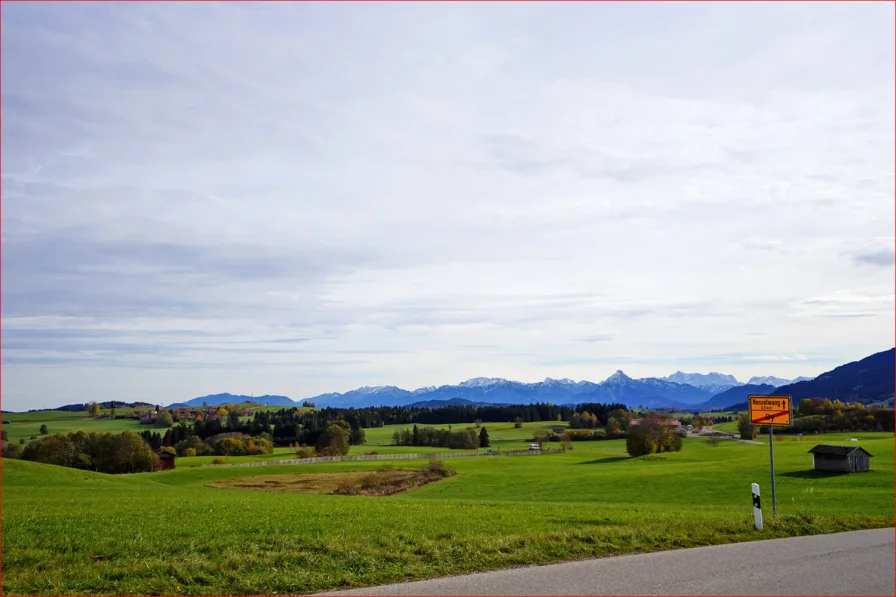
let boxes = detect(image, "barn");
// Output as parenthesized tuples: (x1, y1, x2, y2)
(154, 450, 176, 471)
(808, 444, 873, 473)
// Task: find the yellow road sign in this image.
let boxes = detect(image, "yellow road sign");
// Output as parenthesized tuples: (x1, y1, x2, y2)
(748, 395, 793, 427)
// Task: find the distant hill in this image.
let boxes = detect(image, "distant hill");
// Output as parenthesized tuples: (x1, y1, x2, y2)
(698, 384, 775, 411)
(771, 348, 895, 405)
(175, 393, 298, 408)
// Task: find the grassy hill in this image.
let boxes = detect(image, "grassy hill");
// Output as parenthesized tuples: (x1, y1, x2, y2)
(2, 431, 892, 595)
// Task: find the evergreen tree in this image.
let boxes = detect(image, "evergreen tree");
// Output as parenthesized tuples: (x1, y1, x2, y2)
(478, 426, 490, 447)
(412, 424, 420, 446)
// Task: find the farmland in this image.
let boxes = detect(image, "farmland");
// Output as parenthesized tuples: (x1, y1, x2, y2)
(2, 426, 892, 596)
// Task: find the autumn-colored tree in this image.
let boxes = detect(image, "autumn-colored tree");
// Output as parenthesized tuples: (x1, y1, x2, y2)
(86, 402, 101, 418)
(156, 410, 174, 428)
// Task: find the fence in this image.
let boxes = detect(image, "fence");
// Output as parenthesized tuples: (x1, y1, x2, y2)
(201, 448, 564, 468)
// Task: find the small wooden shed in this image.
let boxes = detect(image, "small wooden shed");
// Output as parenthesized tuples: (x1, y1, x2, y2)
(808, 444, 873, 473)
(154, 450, 176, 471)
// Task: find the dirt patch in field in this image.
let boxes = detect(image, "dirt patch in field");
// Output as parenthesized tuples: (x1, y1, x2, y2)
(207, 471, 372, 494)
(206, 460, 457, 496)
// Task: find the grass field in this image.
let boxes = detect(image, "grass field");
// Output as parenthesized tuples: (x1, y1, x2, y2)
(1, 410, 150, 444)
(2, 431, 892, 596)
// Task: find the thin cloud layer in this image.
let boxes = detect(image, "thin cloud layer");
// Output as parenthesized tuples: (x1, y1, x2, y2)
(2, 3, 894, 410)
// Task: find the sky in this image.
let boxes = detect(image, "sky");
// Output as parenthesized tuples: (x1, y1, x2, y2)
(2, 2, 894, 411)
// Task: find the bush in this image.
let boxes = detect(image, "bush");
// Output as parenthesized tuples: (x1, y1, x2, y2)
(39, 424, 48, 435)
(295, 447, 316, 459)
(212, 457, 228, 465)
(184, 447, 197, 457)
(2, 442, 23, 459)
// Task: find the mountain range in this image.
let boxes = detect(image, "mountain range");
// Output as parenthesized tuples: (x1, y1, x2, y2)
(171, 348, 893, 412)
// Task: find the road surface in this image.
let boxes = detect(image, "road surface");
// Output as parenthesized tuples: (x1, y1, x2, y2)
(318, 528, 894, 596)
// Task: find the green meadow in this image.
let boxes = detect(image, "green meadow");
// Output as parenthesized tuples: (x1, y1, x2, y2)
(1, 410, 148, 444)
(2, 429, 892, 596)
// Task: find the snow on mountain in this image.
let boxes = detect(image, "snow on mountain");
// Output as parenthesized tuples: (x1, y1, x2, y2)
(458, 377, 510, 388)
(603, 370, 632, 383)
(746, 376, 792, 387)
(791, 376, 814, 383)
(662, 371, 741, 389)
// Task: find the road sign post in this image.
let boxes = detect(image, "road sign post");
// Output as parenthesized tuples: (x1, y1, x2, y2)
(748, 395, 792, 518)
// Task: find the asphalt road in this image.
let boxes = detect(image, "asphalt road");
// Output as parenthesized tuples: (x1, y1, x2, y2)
(318, 528, 895, 596)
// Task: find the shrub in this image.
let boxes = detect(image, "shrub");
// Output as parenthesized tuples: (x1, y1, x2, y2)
(184, 447, 197, 457)
(2, 442, 23, 459)
(211, 457, 228, 465)
(39, 424, 48, 435)
(295, 447, 316, 459)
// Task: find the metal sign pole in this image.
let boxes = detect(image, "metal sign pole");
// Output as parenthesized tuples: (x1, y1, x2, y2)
(769, 425, 777, 516)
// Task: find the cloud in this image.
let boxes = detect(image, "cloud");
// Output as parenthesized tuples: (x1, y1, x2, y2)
(851, 248, 895, 267)
(1, 2, 894, 409)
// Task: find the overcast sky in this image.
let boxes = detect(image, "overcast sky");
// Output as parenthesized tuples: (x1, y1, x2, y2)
(2, 2, 894, 410)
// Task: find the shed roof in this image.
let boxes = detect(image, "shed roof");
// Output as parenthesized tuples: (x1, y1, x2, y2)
(808, 444, 873, 458)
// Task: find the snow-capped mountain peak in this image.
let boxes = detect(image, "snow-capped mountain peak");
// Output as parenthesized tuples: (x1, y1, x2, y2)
(412, 385, 437, 394)
(662, 371, 740, 388)
(543, 377, 577, 385)
(356, 385, 400, 394)
(458, 377, 509, 388)
(746, 376, 791, 387)
(603, 370, 632, 383)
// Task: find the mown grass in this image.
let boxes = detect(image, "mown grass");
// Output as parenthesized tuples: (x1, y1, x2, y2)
(2, 431, 892, 596)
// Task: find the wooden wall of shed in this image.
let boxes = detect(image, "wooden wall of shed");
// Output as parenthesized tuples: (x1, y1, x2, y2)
(813, 454, 850, 472)
(849, 451, 871, 473)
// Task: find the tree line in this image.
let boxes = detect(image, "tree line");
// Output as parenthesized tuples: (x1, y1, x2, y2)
(2, 431, 160, 473)
(392, 425, 490, 449)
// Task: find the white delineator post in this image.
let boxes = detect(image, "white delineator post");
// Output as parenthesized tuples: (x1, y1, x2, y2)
(752, 482, 763, 530)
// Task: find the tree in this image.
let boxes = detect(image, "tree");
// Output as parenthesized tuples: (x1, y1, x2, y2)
(1, 430, 7, 442)
(514, 417, 523, 429)
(86, 402, 101, 418)
(737, 413, 756, 440)
(349, 426, 366, 446)
(110, 406, 116, 419)
(478, 427, 490, 447)
(39, 424, 48, 435)
(316, 421, 351, 456)
(412, 424, 420, 446)
(626, 418, 682, 457)
(156, 410, 174, 428)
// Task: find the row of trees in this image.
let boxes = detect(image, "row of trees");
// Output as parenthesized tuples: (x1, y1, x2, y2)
(536, 428, 627, 443)
(4, 431, 160, 473)
(392, 426, 488, 450)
